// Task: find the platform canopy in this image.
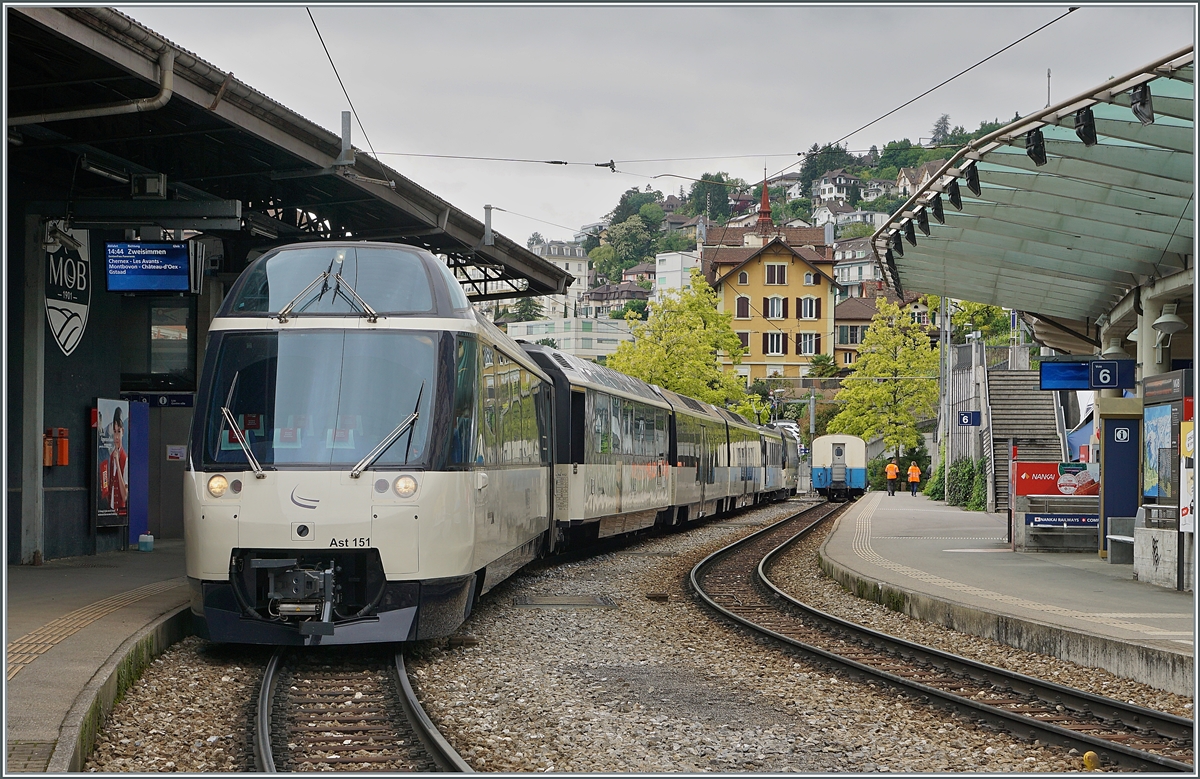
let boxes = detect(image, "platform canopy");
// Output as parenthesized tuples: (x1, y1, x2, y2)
(7, 6, 571, 300)
(873, 47, 1194, 329)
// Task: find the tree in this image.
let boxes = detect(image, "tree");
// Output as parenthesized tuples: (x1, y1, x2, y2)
(799, 143, 859, 194)
(609, 187, 662, 225)
(931, 114, 952, 145)
(608, 269, 746, 407)
(588, 245, 618, 285)
(638, 202, 665, 231)
(827, 297, 939, 455)
(807, 353, 840, 377)
(609, 299, 648, 320)
(684, 172, 739, 222)
(606, 216, 654, 271)
(535, 337, 558, 348)
(581, 230, 601, 254)
(837, 222, 875, 240)
(512, 296, 544, 322)
(654, 230, 693, 254)
(878, 140, 924, 171)
(526, 232, 545, 249)
(950, 301, 1010, 344)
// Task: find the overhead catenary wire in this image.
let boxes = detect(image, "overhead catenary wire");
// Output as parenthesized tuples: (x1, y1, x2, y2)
(306, 7, 383, 165)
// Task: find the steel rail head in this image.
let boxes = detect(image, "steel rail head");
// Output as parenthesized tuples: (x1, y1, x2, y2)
(393, 650, 473, 772)
(254, 648, 285, 773)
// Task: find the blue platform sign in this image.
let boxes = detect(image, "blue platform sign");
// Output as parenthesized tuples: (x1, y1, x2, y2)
(1025, 513, 1099, 527)
(958, 411, 982, 426)
(1040, 360, 1135, 390)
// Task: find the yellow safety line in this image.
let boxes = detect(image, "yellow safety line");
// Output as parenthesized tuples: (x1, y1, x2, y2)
(6, 578, 186, 680)
(846, 495, 1193, 645)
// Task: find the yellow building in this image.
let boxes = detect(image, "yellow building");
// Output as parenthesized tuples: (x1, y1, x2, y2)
(705, 195, 838, 385)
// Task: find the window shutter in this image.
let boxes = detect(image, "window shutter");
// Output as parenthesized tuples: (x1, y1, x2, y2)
(795, 297, 802, 318)
(815, 297, 822, 319)
(762, 333, 769, 354)
(796, 333, 802, 353)
(782, 333, 788, 355)
(812, 273, 820, 287)
(778, 265, 786, 284)
(765, 265, 775, 285)
(763, 298, 769, 318)
(782, 297, 788, 319)
(815, 333, 822, 354)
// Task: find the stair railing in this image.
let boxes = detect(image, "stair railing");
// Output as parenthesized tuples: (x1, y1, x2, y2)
(1053, 390, 1069, 461)
(980, 343, 997, 513)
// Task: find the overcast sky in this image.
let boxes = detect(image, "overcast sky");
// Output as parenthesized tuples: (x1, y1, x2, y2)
(116, 4, 1194, 244)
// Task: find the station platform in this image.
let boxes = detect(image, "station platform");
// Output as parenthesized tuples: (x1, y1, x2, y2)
(820, 492, 1194, 696)
(5, 540, 190, 773)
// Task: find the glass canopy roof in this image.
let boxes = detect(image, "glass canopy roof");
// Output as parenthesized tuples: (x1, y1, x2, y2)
(873, 47, 1194, 326)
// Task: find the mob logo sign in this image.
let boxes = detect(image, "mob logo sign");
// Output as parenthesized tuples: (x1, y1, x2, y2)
(44, 228, 91, 356)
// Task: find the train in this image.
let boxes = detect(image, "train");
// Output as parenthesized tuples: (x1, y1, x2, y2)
(810, 434, 868, 501)
(183, 241, 803, 646)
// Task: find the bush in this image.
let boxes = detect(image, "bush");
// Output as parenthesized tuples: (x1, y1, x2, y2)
(946, 458, 976, 506)
(923, 453, 945, 500)
(867, 456, 889, 491)
(966, 457, 988, 511)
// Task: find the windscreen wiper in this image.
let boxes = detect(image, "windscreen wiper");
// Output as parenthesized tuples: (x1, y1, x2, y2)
(332, 273, 379, 322)
(350, 381, 424, 478)
(220, 406, 265, 478)
(277, 271, 331, 322)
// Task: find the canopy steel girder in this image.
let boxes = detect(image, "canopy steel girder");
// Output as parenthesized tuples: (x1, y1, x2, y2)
(872, 47, 1194, 323)
(11, 6, 571, 300)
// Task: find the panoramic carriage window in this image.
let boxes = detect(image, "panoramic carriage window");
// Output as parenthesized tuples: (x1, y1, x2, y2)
(200, 330, 435, 468)
(226, 246, 435, 315)
(592, 392, 611, 454)
(449, 336, 478, 465)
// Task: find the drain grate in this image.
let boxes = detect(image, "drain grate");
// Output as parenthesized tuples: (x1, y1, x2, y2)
(7, 741, 55, 773)
(514, 595, 617, 608)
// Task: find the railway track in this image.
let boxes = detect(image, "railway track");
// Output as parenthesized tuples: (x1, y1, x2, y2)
(691, 501, 1194, 772)
(254, 646, 471, 772)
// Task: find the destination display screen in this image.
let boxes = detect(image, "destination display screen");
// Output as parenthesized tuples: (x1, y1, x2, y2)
(106, 242, 190, 292)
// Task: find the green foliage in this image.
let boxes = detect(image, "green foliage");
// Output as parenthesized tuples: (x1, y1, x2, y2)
(807, 353, 839, 377)
(931, 114, 952, 145)
(682, 172, 743, 222)
(512, 296, 544, 322)
(946, 458, 977, 506)
(654, 230, 693, 254)
(827, 297, 939, 453)
(588, 245, 618, 285)
(923, 442, 946, 500)
(608, 269, 746, 408)
(638, 202, 666, 230)
(609, 299, 648, 320)
(526, 231, 545, 249)
(606, 216, 655, 271)
(609, 187, 663, 225)
(966, 458, 988, 511)
(859, 194, 905, 217)
(535, 337, 558, 348)
(800, 143, 859, 194)
(837, 222, 875, 240)
(581, 230, 601, 254)
(951, 301, 1010, 344)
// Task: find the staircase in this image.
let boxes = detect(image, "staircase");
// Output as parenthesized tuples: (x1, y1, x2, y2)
(986, 370, 1064, 513)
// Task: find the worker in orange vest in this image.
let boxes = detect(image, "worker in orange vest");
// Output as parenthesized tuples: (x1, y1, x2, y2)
(907, 461, 922, 496)
(885, 459, 900, 496)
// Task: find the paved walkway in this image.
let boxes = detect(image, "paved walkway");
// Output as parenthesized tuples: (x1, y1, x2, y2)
(821, 492, 1192, 692)
(5, 540, 189, 772)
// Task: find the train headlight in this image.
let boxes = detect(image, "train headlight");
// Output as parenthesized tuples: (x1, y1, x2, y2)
(393, 474, 418, 498)
(208, 474, 229, 498)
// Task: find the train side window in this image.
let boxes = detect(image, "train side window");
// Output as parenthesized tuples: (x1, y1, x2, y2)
(450, 336, 477, 465)
(610, 396, 623, 454)
(593, 392, 610, 454)
(570, 391, 586, 464)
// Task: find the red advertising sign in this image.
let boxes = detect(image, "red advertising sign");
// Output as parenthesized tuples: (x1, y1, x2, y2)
(1014, 462, 1100, 496)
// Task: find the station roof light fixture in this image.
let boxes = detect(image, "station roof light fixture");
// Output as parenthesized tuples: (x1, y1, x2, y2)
(890, 229, 904, 257)
(1073, 106, 1098, 146)
(916, 206, 930, 236)
(903, 218, 917, 246)
(1130, 82, 1155, 125)
(1025, 128, 1048, 166)
(1151, 302, 1187, 334)
(1100, 337, 1127, 358)
(80, 156, 130, 183)
(929, 192, 945, 224)
(963, 162, 981, 196)
(946, 178, 962, 210)
(1126, 327, 1139, 342)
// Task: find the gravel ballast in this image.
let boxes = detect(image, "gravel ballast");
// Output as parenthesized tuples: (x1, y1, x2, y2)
(85, 497, 1192, 772)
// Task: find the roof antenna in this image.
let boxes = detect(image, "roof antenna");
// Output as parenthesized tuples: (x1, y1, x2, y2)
(1046, 68, 1051, 108)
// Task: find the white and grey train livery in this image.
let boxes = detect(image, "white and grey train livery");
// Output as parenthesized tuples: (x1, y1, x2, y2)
(185, 241, 798, 646)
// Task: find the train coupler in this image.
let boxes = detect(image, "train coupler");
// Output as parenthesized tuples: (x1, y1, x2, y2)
(252, 558, 338, 636)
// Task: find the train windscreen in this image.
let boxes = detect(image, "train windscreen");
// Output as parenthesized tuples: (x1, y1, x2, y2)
(199, 330, 436, 469)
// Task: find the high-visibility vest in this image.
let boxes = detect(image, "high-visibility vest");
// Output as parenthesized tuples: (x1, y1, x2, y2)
(885, 463, 899, 479)
(908, 465, 921, 482)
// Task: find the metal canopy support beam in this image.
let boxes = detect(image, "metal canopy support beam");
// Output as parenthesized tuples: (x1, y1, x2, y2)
(1026, 312, 1100, 348)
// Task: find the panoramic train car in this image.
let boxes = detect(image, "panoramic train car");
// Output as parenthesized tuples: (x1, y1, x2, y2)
(646, 386, 730, 525)
(185, 241, 553, 645)
(810, 434, 868, 501)
(760, 426, 789, 502)
(715, 408, 763, 510)
(777, 426, 802, 496)
(521, 343, 672, 544)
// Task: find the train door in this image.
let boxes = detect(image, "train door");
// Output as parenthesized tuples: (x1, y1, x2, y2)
(832, 442, 847, 485)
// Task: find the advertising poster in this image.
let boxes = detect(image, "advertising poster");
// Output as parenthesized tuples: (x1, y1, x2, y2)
(1143, 402, 1173, 497)
(1182, 420, 1194, 533)
(96, 398, 130, 525)
(1014, 462, 1100, 496)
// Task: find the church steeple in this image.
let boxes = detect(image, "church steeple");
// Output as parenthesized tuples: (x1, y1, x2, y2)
(756, 171, 774, 232)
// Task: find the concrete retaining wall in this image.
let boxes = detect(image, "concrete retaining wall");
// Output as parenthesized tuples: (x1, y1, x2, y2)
(48, 606, 193, 773)
(818, 545, 1193, 696)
